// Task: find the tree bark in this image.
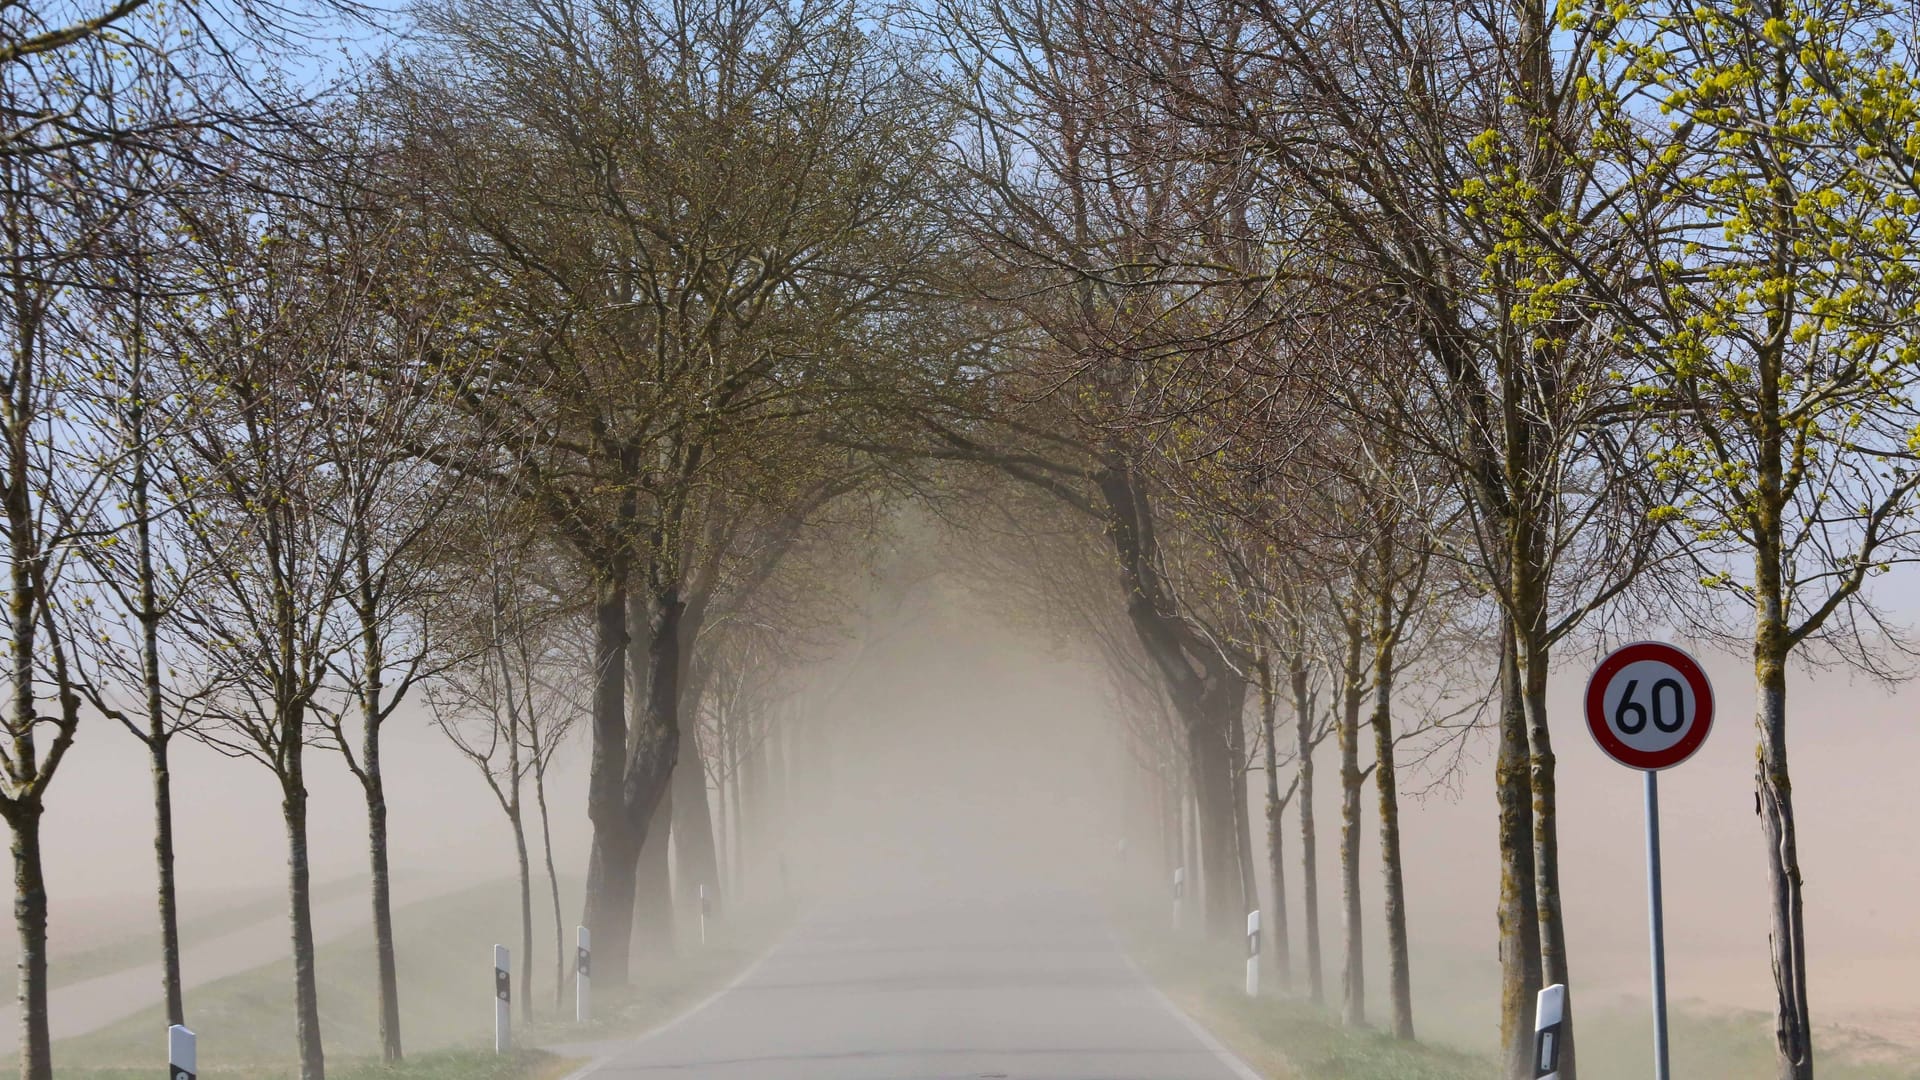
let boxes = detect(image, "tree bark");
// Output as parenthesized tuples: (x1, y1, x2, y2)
(150, 740, 184, 1028)
(1186, 682, 1247, 938)
(1260, 659, 1291, 988)
(1371, 580, 1413, 1040)
(1757, 559, 1812, 1078)
(634, 788, 675, 956)
(1227, 690, 1258, 922)
(9, 801, 50, 1080)
(360, 580, 405, 1060)
(533, 761, 565, 1012)
(1336, 614, 1367, 1028)
(130, 422, 185, 1030)
(672, 704, 721, 916)
(1497, 629, 1544, 1079)
(1516, 612, 1572, 1076)
(511, 802, 534, 1022)
(582, 576, 641, 987)
(366, 767, 402, 1060)
(1292, 656, 1323, 1005)
(285, 778, 325, 1080)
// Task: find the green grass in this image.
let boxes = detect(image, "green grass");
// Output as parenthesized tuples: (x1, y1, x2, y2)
(32, 875, 788, 1078)
(24, 876, 367, 993)
(1126, 923, 1488, 1080)
(1574, 1001, 1920, 1080)
(1125, 914, 1920, 1080)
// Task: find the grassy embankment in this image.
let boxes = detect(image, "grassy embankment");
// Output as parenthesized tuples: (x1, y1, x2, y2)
(33, 879, 788, 1080)
(3, 876, 366, 994)
(1127, 921, 1920, 1080)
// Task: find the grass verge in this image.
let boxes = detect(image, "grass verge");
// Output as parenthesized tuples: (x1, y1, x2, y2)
(1126, 923, 1492, 1080)
(30, 878, 789, 1080)
(1127, 918, 1920, 1080)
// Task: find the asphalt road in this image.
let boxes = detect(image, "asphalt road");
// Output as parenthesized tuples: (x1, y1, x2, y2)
(566, 890, 1262, 1080)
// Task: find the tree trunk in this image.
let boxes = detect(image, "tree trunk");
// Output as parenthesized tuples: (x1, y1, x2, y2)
(1337, 617, 1366, 1028)
(672, 709, 721, 916)
(1292, 657, 1323, 1004)
(1497, 629, 1544, 1079)
(10, 801, 51, 1080)
(1227, 691, 1258, 922)
(1371, 584, 1413, 1040)
(366, 770, 402, 1061)
(534, 764, 565, 1012)
(582, 576, 640, 988)
(634, 789, 675, 956)
(1517, 619, 1572, 1076)
(132, 441, 184, 1030)
(285, 780, 326, 1080)
(1757, 586, 1812, 1078)
(1186, 685, 1246, 939)
(627, 580, 685, 951)
(729, 764, 745, 897)
(512, 804, 534, 1022)
(1260, 660, 1291, 988)
(149, 740, 185, 1029)
(582, 827, 640, 990)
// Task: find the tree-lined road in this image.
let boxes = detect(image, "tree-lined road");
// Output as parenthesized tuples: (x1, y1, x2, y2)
(564, 892, 1260, 1080)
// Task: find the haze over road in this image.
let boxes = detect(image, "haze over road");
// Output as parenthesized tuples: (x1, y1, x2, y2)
(567, 888, 1258, 1080)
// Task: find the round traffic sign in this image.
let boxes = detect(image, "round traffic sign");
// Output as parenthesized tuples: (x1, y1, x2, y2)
(1584, 641, 1714, 770)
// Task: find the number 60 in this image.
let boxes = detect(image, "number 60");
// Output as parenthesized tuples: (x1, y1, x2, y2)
(1615, 678, 1686, 735)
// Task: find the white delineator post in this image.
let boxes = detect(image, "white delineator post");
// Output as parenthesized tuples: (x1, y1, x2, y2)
(168, 1024, 196, 1080)
(1245, 910, 1262, 997)
(575, 926, 591, 1024)
(1171, 867, 1186, 932)
(698, 884, 711, 946)
(493, 944, 511, 1053)
(1533, 983, 1567, 1079)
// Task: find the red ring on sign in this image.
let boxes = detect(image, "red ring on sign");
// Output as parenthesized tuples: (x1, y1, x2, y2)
(1584, 641, 1715, 771)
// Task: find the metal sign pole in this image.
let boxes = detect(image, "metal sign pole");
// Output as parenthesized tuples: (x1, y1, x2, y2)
(1645, 769, 1670, 1080)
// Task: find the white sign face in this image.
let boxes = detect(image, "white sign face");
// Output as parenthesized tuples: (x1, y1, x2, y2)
(1584, 642, 1715, 771)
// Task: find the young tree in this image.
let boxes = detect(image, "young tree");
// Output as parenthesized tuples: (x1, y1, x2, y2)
(1587, 3, 1920, 1071)
(163, 176, 398, 1080)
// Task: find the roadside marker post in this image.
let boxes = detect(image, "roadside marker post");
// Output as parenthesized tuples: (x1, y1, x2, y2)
(1171, 867, 1186, 932)
(1585, 641, 1715, 1080)
(168, 1024, 196, 1080)
(494, 945, 511, 1053)
(1533, 983, 1566, 1079)
(576, 926, 591, 1023)
(698, 884, 712, 946)
(1244, 910, 1261, 997)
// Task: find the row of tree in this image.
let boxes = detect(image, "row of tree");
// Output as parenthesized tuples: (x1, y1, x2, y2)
(6, 0, 1918, 1079)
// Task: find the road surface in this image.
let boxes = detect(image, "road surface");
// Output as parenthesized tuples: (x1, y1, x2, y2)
(565, 889, 1262, 1079)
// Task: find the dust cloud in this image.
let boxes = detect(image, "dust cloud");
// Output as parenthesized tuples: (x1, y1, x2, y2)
(23, 526, 1920, 1069)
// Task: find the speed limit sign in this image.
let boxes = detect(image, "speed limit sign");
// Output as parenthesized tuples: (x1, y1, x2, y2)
(1584, 641, 1714, 771)
(1584, 640, 1714, 1080)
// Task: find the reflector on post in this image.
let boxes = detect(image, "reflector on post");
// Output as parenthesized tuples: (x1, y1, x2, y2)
(494, 944, 511, 1053)
(1533, 983, 1567, 1079)
(1244, 910, 1262, 997)
(576, 926, 591, 1024)
(168, 1024, 196, 1080)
